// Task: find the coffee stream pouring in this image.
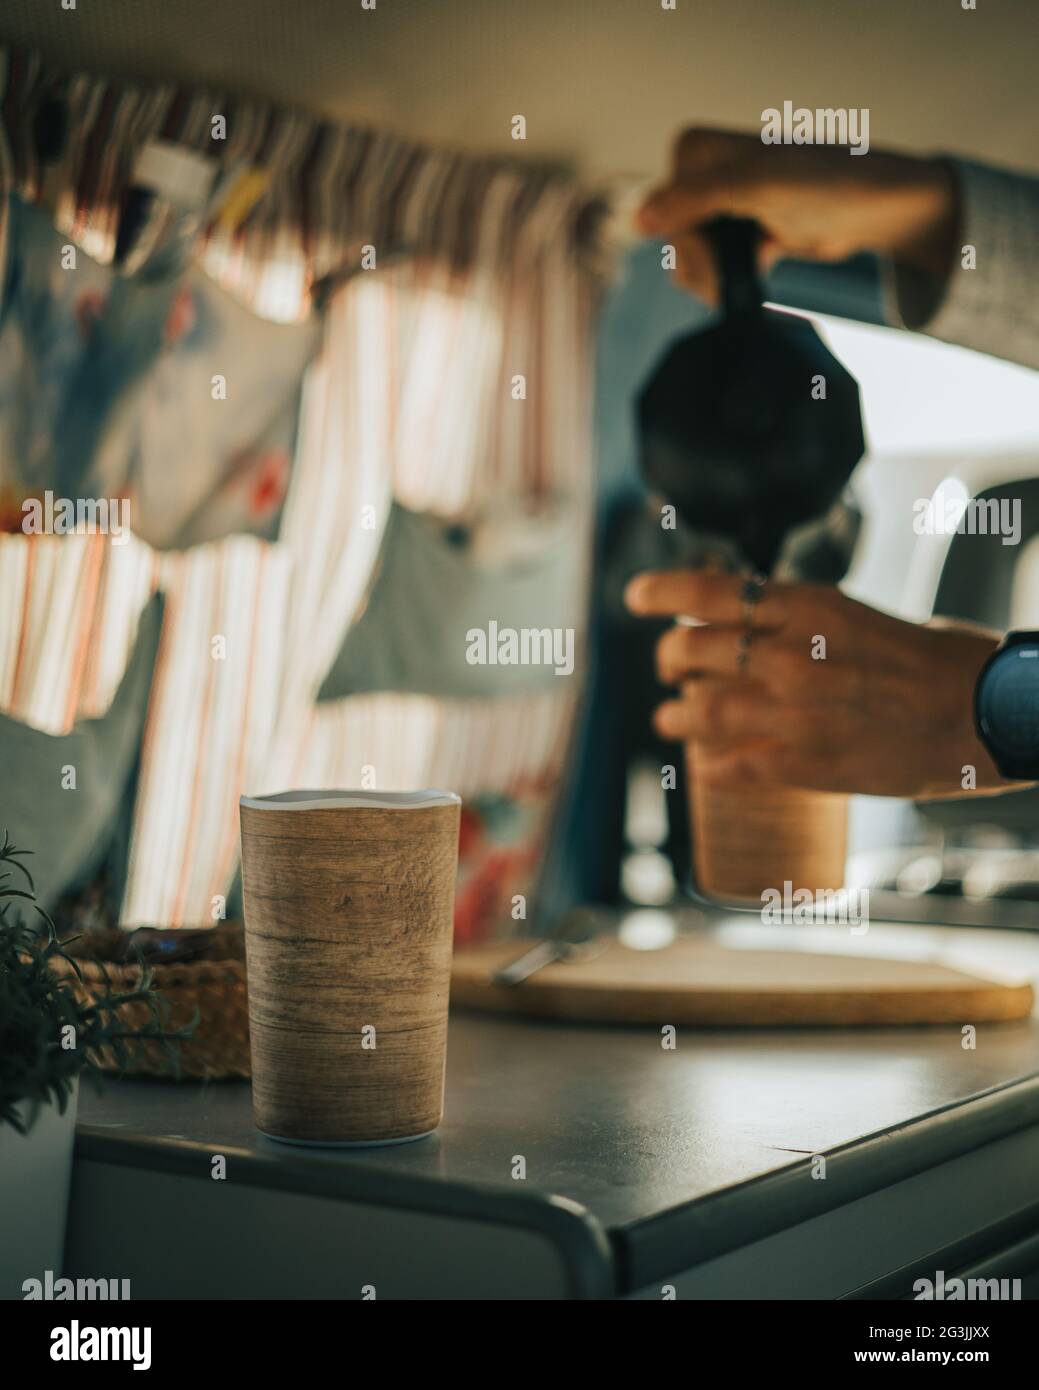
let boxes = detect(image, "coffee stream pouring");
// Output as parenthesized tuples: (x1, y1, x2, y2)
(637, 217, 866, 575)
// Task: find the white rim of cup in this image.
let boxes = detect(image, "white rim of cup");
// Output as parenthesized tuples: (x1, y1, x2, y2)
(239, 788, 461, 811)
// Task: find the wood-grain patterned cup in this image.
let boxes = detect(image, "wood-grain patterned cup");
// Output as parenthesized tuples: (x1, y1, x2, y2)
(687, 747, 848, 906)
(239, 789, 461, 1146)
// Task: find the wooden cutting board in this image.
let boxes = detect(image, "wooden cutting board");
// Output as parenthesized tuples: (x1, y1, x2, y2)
(450, 936, 1035, 1026)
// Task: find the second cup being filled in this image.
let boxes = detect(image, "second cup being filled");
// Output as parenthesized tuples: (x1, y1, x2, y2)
(687, 747, 848, 907)
(239, 789, 461, 1146)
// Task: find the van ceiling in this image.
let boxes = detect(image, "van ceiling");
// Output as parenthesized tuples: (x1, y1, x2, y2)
(2, 0, 1037, 179)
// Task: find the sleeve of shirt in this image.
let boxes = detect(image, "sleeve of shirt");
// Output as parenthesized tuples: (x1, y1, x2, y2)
(882, 157, 1039, 372)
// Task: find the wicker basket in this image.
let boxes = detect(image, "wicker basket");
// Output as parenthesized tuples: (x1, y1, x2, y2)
(52, 924, 251, 1080)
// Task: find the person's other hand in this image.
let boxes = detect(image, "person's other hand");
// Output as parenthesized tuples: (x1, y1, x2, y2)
(637, 127, 958, 305)
(624, 568, 1011, 800)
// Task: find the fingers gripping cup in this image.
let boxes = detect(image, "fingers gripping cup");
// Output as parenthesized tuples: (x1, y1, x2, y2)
(239, 789, 461, 1147)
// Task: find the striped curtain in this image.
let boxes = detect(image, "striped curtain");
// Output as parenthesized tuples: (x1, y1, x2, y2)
(0, 48, 603, 933)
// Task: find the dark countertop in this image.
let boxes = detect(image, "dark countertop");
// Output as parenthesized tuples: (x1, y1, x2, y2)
(76, 915, 1039, 1292)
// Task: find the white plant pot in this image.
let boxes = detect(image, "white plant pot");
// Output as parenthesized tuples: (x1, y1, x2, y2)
(0, 1077, 79, 1300)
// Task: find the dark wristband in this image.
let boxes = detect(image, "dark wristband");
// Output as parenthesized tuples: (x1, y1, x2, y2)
(974, 630, 1039, 780)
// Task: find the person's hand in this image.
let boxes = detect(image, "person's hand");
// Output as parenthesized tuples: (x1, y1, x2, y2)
(624, 568, 1012, 800)
(637, 127, 958, 305)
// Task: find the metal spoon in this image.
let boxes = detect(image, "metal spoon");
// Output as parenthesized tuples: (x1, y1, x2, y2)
(492, 908, 601, 986)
